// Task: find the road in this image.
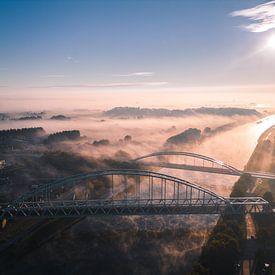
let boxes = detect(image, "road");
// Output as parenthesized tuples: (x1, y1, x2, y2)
(242, 214, 257, 275)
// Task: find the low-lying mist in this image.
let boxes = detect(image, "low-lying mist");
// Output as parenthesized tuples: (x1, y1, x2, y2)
(2, 112, 274, 196)
(2, 110, 275, 274)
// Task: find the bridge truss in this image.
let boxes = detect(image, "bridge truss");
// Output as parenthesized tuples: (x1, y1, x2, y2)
(1, 170, 270, 219)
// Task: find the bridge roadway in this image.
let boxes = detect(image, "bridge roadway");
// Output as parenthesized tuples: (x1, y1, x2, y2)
(133, 152, 275, 180)
(1, 197, 270, 218)
(0, 169, 271, 219)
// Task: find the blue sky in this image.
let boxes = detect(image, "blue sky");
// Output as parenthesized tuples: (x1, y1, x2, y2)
(0, 0, 275, 100)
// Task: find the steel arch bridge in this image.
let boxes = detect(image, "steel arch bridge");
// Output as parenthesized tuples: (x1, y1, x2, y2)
(1, 170, 270, 219)
(133, 151, 275, 180)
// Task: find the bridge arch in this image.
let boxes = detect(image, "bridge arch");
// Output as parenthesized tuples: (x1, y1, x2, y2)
(4, 170, 270, 218)
(133, 151, 242, 176)
(13, 169, 226, 205)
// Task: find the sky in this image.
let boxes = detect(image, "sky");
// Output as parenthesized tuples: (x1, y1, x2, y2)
(1, 0, 275, 110)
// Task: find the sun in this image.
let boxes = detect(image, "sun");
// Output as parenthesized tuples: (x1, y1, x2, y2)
(267, 34, 275, 49)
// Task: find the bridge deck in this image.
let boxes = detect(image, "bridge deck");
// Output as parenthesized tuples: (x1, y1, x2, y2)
(139, 162, 275, 180)
(141, 161, 240, 176)
(2, 168, 271, 219)
(1, 197, 270, 218)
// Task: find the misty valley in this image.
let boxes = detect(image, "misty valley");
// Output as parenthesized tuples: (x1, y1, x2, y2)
(0, 107, 274, 274)
(2, 1, 275, 274)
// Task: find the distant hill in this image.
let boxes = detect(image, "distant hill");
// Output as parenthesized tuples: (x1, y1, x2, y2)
(15, 115, 42, 120)
(165, 128, 201, 145)
(50, 115, 71, 120)
(165, 123, 237, 146)
(104, 107, 260, 118)
(0, 113, 9, 121)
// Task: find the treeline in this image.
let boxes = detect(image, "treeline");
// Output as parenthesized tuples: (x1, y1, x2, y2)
(0, 127, 45, 142)
(254, 214, 275, 246)
(165, 124, 236, 146)
(92, 139, 110, 146)
(165, 128, 201, 145)
(0, 128, 82, 146)
(15, 115, 42, 120)
(40, 151, 139, 173)
(189, 173, 253, 274)
(105, 107, 260, 118)
(191, 215, 245, 275)
(44, 130, 80, 144)
(230, 173, 254, 197)
(40, 151, 97, 174)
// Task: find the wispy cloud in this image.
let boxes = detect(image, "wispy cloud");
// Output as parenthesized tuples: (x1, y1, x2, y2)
(113, 71, 155, 77)
(66, 56, 79, 63)
(44, 74, 65, 78)
(231, 1, 275, 32)
(29, 82, 168, 89)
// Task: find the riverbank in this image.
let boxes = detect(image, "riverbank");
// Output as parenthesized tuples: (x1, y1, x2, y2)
(190, 125, 275, 275)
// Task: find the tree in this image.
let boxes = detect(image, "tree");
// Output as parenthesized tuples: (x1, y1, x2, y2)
(263, 191, 273, 203)
(124, 135, 132, 143)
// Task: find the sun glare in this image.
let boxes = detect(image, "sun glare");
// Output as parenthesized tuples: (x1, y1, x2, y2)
(267, 34, 275, 49)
